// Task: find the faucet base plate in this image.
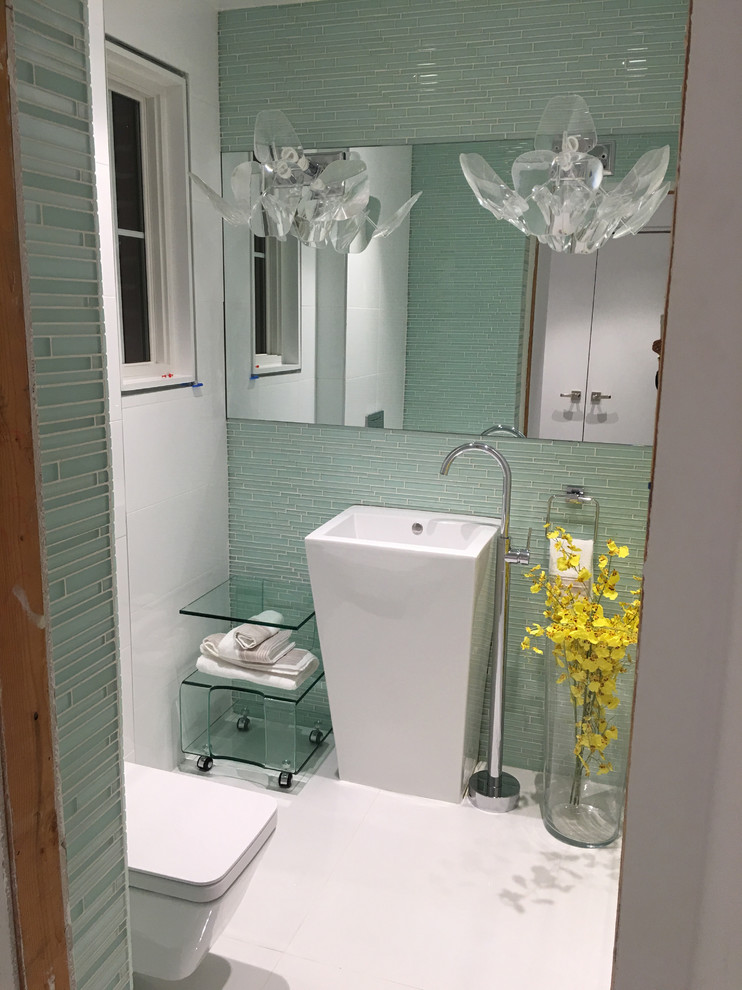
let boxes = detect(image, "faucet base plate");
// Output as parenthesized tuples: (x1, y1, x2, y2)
(467, 769, 520, 813)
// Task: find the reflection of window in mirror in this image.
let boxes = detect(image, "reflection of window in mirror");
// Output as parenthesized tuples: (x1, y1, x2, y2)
(106, 42, 195, 390)
(251, 234, 300, 375)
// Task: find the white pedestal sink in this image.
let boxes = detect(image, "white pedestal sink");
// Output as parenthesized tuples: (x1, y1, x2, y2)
(305, 505, 500, 803)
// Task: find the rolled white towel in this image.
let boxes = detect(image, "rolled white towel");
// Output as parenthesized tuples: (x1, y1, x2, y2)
(201, 629, 293, 666)
(549, 537, 594, 594)
(231, 609, 286, 649)
(196, 650, 320, 691)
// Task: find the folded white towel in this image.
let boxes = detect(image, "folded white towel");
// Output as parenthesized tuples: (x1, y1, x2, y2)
(231, 610, 286, 649)
(196, 650, 320, 691)
(201, 630, 293, 666)
(243, 647, 317, 676)
(549, 537, 594, 594)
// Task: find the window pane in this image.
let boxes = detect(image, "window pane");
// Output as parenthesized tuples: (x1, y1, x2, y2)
(118, 235, 151, 363)
(254, 250, 267, 355)
(111, 91, 145, 233)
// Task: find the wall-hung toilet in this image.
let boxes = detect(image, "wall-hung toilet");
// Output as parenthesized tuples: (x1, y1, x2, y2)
(124, 762, 277, 981)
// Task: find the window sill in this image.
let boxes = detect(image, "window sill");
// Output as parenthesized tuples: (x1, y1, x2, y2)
(252, 363, 301, 378)
(121, 372, 197, 393)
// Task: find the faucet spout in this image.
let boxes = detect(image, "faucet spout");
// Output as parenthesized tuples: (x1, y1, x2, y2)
(439, 441, 512, 539)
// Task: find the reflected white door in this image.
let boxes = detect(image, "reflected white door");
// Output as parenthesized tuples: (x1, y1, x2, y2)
(530, 228, 670, 444)
(531, 250, 595, 441)
(583, 232, 670, 444)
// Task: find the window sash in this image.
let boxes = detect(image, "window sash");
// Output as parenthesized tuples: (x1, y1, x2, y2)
(105, 41, 195, 389)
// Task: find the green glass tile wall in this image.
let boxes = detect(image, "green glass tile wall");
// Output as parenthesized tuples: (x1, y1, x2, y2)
(228, 421, 651, 771)
(13, 1, 130, 986)
(406, 140, 530, 433)
(219, 0, 688, 151)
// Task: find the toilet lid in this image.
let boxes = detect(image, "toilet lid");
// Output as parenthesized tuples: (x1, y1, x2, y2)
(124, 763, 277, 903)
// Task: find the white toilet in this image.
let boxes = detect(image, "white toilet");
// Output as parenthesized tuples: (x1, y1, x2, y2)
(124, 762, 277, 981)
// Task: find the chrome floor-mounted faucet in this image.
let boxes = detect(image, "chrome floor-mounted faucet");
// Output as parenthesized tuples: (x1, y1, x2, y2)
(440, 441, 531, 813)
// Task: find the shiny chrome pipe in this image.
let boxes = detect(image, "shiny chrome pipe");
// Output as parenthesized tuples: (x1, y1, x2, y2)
(440, 441, 528, 813)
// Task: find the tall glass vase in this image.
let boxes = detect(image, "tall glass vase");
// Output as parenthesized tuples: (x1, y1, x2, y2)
(541, 643, 632, 848)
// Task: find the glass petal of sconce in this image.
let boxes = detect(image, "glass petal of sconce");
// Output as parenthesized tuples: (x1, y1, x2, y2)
(571, 201, 621, 254)
(534, 94, 598, 155)
(371, 191, 423, 239)
(511, 150, 557, 198)
(230, 160, 262, 211)
(531, 179, 596, 237)
(459, 153, 528, 228)
(315, 157, 367, 188)
(608, 146, 670, 204)
(261, 183, 302, 240)
(189, 172, 250, 226)
(331, 213, 368, 253)
(253, 109, 305, 169)
(612, 181, 671, 239)
(554, 151, 604, 191)
(314, 166, 371, 222)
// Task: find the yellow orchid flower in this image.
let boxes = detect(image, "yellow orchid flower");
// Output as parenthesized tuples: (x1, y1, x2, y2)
(523, 530, 641, 786)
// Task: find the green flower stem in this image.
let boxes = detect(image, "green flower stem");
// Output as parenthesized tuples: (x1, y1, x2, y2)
(570, 689, 583, 807)
(570, 684, 599, 806)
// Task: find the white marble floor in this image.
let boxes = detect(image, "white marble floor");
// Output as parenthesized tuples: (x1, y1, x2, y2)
(134, 747, 621, 990)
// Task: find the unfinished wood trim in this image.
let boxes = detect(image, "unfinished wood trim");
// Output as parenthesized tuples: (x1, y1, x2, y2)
(0, 4, 73, 988)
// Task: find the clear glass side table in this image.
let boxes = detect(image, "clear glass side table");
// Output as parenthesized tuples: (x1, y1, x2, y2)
(179, 576, 331, 787)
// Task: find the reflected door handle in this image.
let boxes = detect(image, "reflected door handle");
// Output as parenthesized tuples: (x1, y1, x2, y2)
(559, 390, 582, 401)
(590, 391, 612, 402)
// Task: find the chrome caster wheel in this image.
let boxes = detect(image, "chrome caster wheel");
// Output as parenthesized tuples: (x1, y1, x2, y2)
(236, 715, 251, 731)
(309, 728, 324, 745)
(196, 755, 213, 772)
(278, 770, 293, 789)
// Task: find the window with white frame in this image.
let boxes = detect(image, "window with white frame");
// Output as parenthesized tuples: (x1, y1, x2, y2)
(106, 42, 195, 389)
(251, 233, 300, 373)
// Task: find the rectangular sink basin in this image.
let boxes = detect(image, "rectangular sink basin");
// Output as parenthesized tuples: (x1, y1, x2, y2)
(307, 504, 499, 556)
(305, 504, 500, 803)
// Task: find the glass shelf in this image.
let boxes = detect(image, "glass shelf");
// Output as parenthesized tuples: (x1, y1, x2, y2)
(180, 667, 331, 774)
(180, 576, 315, 632)
(181, 664, 326, 703)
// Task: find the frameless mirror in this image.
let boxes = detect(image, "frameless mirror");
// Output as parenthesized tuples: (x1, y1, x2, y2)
(223, 134, 676, 445)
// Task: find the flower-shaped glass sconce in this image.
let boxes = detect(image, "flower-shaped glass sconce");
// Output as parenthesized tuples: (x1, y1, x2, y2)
(460, 95, 670, 254)
(191, 110, 421, 253)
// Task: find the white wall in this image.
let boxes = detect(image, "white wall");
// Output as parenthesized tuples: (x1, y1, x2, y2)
(613, 2, 742, 987)
(90, 0, 229, 769)
(345, 146, 412, 429)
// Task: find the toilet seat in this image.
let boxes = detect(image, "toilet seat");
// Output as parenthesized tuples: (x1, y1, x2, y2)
(124, 762, 277, 903)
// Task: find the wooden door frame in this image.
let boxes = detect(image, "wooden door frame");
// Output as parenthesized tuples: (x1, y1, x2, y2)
(0, 3, 74, 987)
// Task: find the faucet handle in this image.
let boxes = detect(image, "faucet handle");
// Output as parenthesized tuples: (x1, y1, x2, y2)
(504, 528, 531, 567)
